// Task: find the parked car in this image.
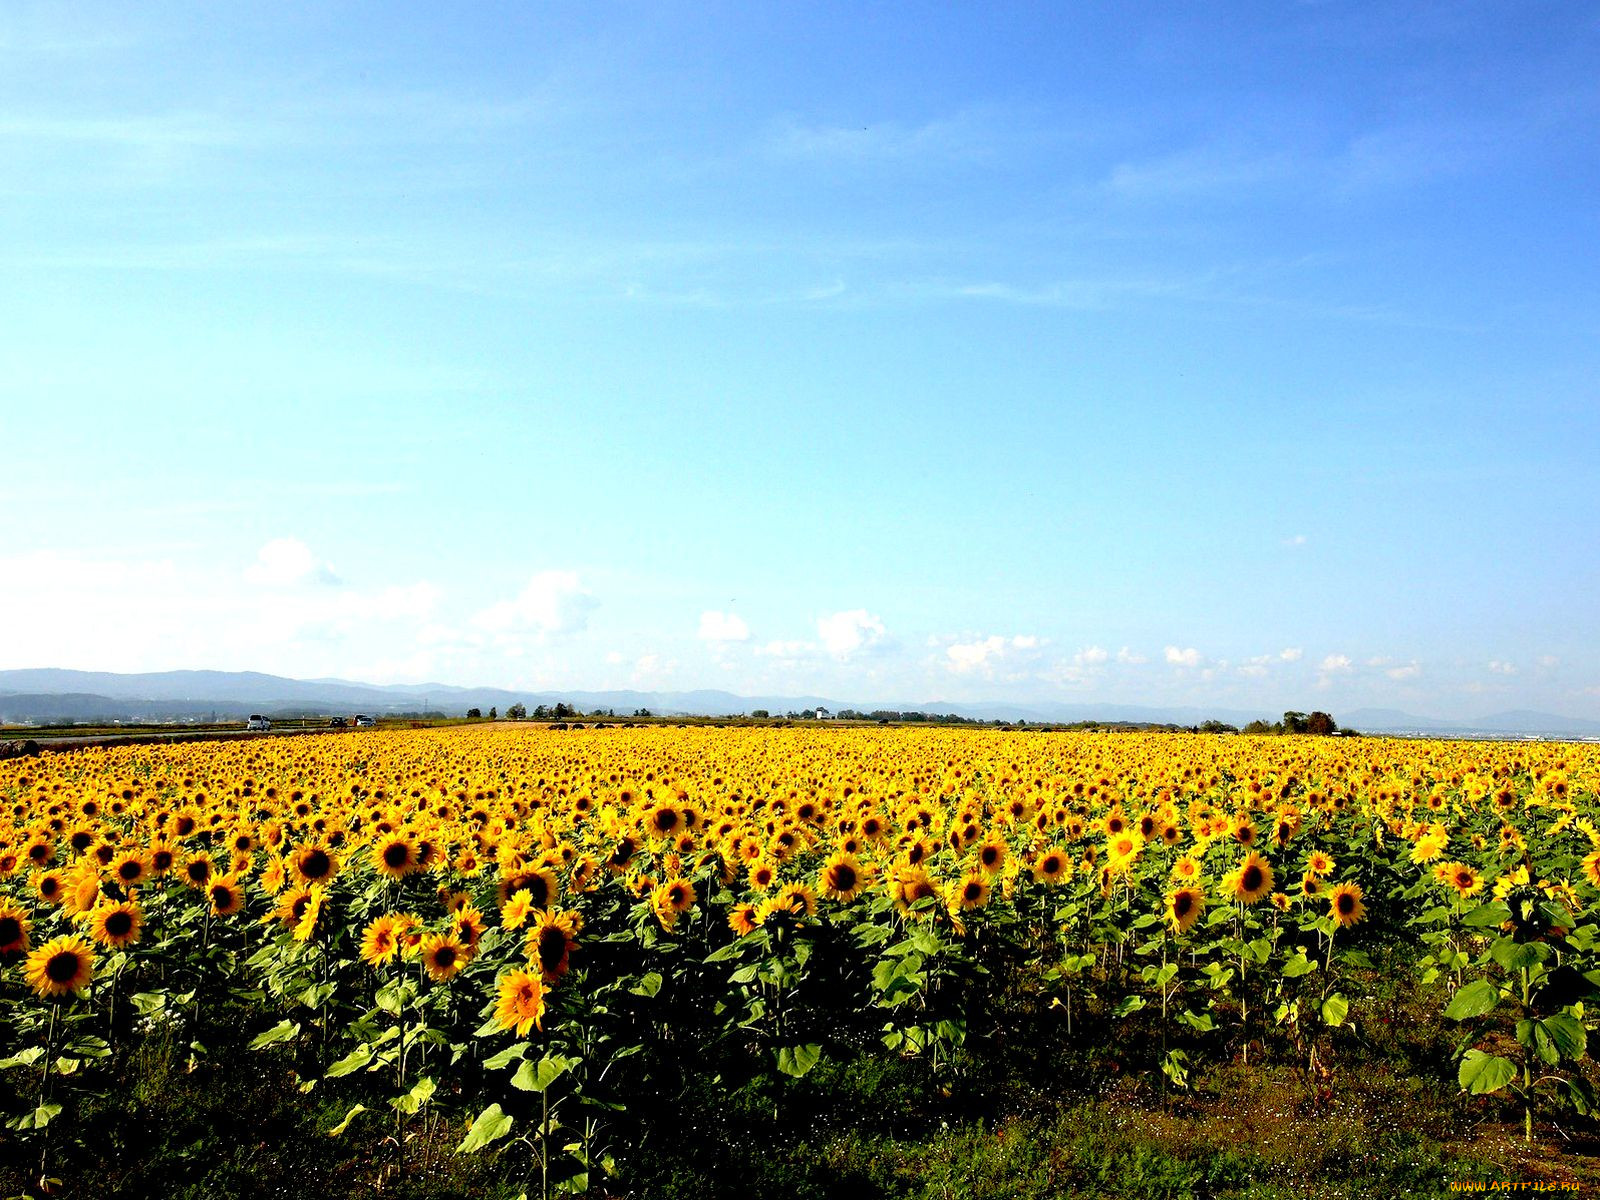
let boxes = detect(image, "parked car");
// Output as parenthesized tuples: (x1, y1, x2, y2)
(353, 714, 376, 728)
(246, 715, 271, 731)
(328, 717, 348, 728)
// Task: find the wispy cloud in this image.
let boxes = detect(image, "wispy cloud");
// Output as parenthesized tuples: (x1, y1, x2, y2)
(0, 111, 240, 149)
(1105, 144, 1297, 199)
(764, 108, 1006, 165)
(908, 275, 1190, 310)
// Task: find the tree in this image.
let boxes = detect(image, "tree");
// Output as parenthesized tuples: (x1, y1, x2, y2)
(1306, 711, 1338, 736)
(506, 703, 527, 720)
(489, 707, 498, 720)
(466, 707, 482, 719)
(750, 709, 770, 719)
(1242, 719, 1274, 735)
(1282, 711, 1309, 735)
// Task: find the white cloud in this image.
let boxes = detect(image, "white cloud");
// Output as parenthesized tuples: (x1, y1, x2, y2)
(631, 653, 673, 686)
(1042, 644, 1115, 687)
(1487, 659, 1517, 676)
(1538, 655, 1560, 669)
(756, 639, 811, 659)
(817, 609, 886, 660)
(1387, 662, 1422, 681)
(1116, 647, 1148, 665)
(947, 636, 1008, 674)
(371, 582, 441, 620)
(1164, 646, 1202, 668)
(944, 633, 1047, 678)
(1283, 534, 1308, 547)
(472, 570, 597, 637)
(1240, 647, 1303, 677)
(1320, 654, 1353, 673)
(0, 548, 439, 679)
(243, 537, 340, 586)
(697, 610, 750, 643)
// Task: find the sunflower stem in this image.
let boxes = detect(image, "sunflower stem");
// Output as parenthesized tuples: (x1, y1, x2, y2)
(37, 999, 60, 1187)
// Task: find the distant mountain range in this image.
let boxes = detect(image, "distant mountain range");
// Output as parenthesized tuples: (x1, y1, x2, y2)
(1, 669, 1597, 738)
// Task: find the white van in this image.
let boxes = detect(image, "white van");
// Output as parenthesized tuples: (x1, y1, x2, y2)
(246, 715, 271, 731)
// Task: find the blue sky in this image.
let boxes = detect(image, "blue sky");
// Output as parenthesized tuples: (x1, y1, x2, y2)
(2, 2, 1597, 717)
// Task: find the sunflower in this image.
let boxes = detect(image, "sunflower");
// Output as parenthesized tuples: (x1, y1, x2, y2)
(501, 888, 534, 930)
(208, 876, 245, 917)
(88, 900, 143, 949)
(259, 856, 288, 895)
(420, 931, 469, 982)
(24, 836, 55, 868)
(292, 887, 325, 943)
(727, 902, 761, 937)
(525, 909, 580, 983)
(1227, 852, 1274, 905)
(373, 834, 418, 880)
(1170, 855, 1202, 882)
(819, 852, 869, 903)
(111, 851, 149, 888)
(0, 898, 32, 960)
(493, 968, 546, 1035)
(1298, 872, 1323, 899)
(756, 892, 803, 924)
(747, 859, 779, 892)
(452, 904, 487, 959)
(1030, 848, 1071, 885)
(1327, 882, 1366, 928)
(498, 867, 557, 910)
(24, 934, 95, 998)
(1409, 834, 1447, 864)
(605, 835, 639, 873)
(890, 865, 941, 916)
(775, 881, 817, 920)
(1166, 885, 1205, 934)
(654, 876, 697, 916)
(644, 801, 685, 840)
(1106, 832, 1143, 873)
(1305, 850, 1335, 877)
(569, 854, 600, 893)
(357, 914, 400, 965)
(952, 871, 991, 911)
(975, 839, 1007, 875)
(276, 885, 316, 928)
(62, 869, 103, 918)
(1581, 849, 1600, 890)
(1444, 861, 1483, 898)
(180, 855, 215, 890)
(35, 869, 66, 906)
(290, 843, 339, 886)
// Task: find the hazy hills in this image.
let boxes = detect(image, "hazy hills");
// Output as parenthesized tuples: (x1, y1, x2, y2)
(1, 669, 1597, 738)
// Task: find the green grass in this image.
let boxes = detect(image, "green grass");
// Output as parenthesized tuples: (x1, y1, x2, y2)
(3, 1027, 1593, 1200)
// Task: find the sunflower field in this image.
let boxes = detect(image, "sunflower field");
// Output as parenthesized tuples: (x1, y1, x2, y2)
(1, 724, 1597, 1196)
